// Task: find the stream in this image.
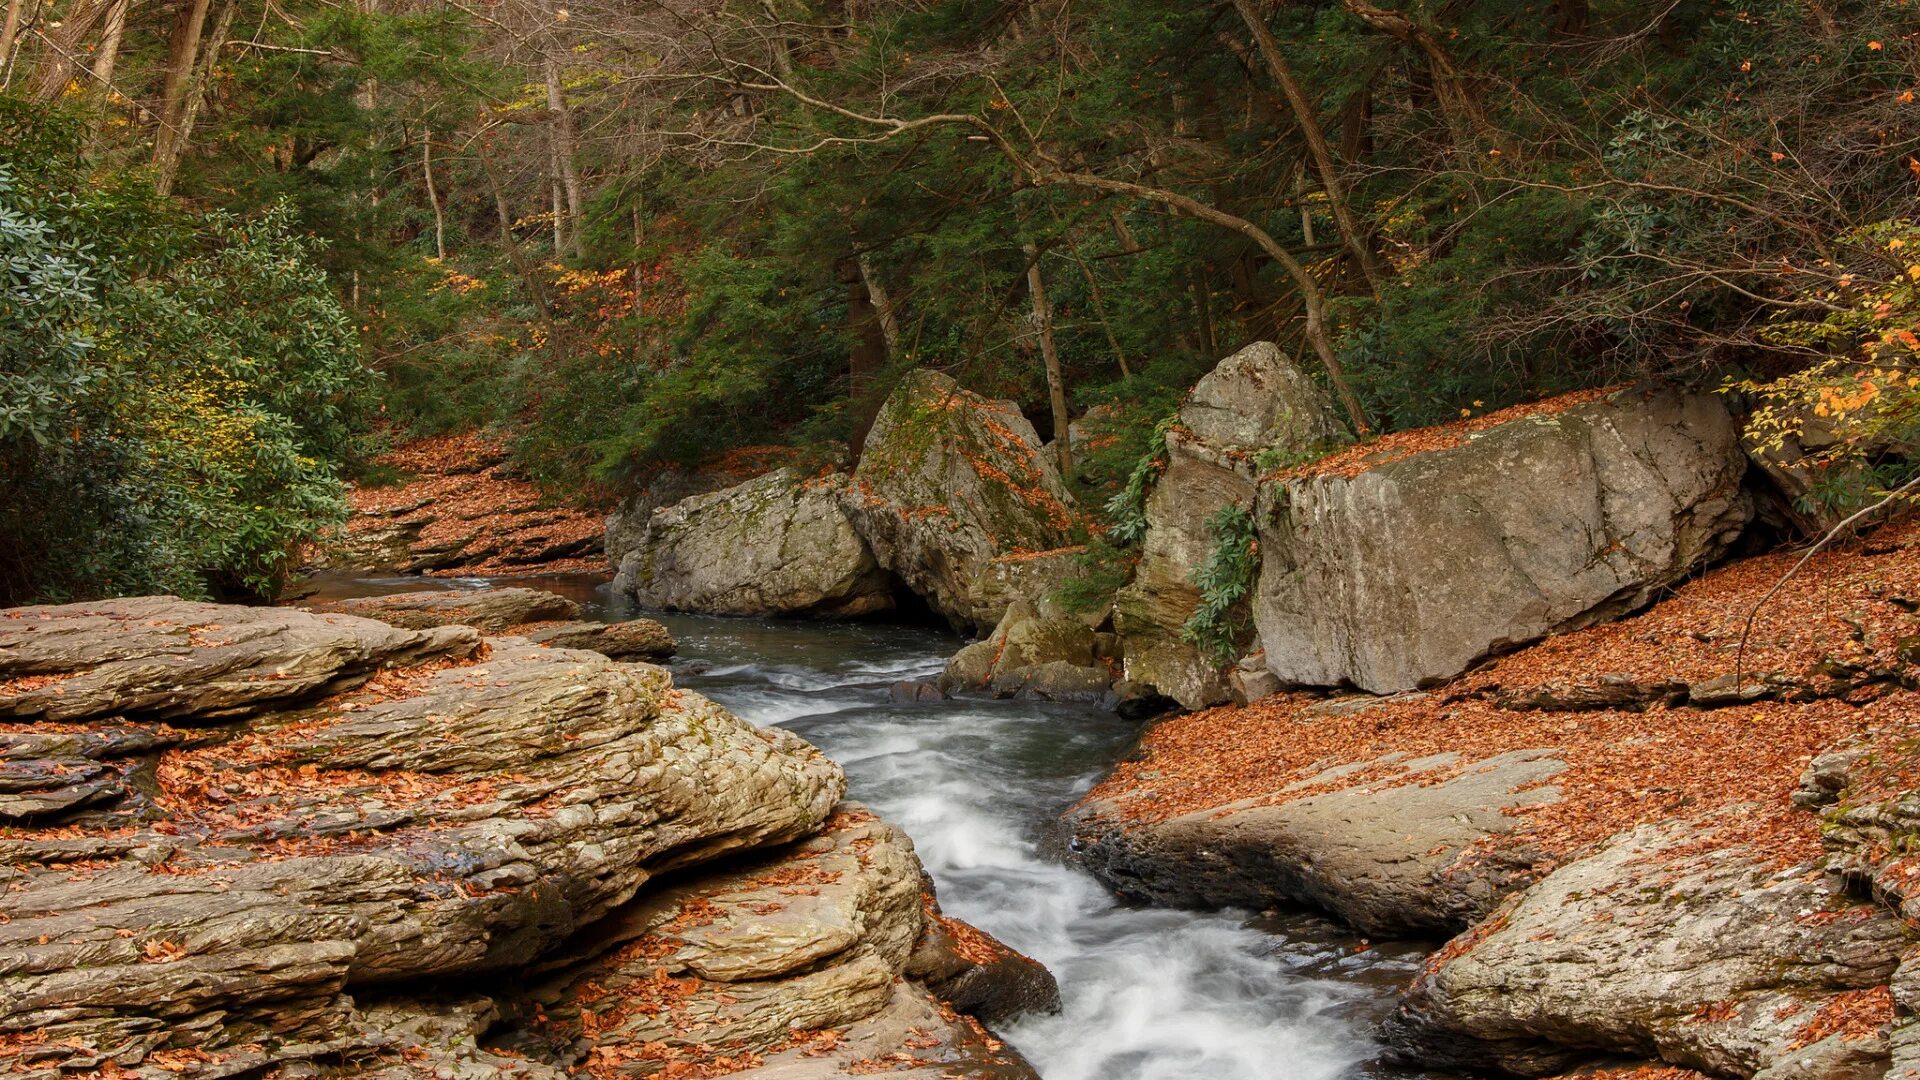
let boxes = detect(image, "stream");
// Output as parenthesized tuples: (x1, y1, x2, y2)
(306, 573, 1435, 1080)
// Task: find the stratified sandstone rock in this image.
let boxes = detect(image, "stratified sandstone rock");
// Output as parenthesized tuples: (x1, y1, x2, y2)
(907, 887, 1060, 1025)
(1115, 343, 1346, 709)
(499, 806, 1044, 1079)
(942, 599, 1115, 702)
(1256, 385, 1753, 694)
(304, 587, 677, 660)
(0, 597, 843, 1073)
(613, 469, 895, 619)
(846, 371, 1079, 633)
(1386, 817, 1904, 1079)
(1072, 749, 1565, 936)
(0, 596, 479, 721)
(518, 618, 677, 660)
(307, 586, 580, 630)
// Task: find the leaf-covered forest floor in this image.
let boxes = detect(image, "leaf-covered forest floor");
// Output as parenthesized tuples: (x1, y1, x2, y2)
(1083, 514, 1920, 873)
(337, 433, 609, 577)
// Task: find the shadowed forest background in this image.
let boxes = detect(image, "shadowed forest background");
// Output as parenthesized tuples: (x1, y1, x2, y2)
(3, 0, 1917, 604)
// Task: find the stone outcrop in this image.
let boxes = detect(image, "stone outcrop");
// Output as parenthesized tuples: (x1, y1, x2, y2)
(307, 586, 580, 630)
(1386, 818, 1905, 1079)
(304, 586, 677, 660)
(612, 468, 896, 619)
(0, 596, 845, 1072)
(1114, 342, 1346, 709)
(315, 432, 605, 577)
(1072, 749, 1565, 936)
(498, 805, 1043, 1078)
(941, 599, 1118, 702)
(1255, 385, 1753, 694)
(845, 371, 1080, 633)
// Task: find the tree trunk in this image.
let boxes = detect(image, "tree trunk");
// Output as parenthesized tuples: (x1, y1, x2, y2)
(153, 0, 212, 178)
(1063, 238, 1131, 378)
(1232, 0, 1386, 294)
(27, 0, 114, 101)
(88, 0, 127, 90)
(843, 255, 888, 456)
(481, 150, 552, 321)
(544, 52, 584, 260)
(1023, 241, 1072, 475)
(422, 130, 447, 260)
(1342, 0, 1492, 149)
(857, 251, 902, 361)
(153, 0, 233, 196)
(0, 0, 25, 82)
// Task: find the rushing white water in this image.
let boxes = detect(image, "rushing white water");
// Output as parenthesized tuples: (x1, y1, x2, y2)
(305, 574, 1429, 1079)
(638, 611, 1427, 1080)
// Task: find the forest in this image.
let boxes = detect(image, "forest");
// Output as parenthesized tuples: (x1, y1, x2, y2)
(2, 0, 1917, 603)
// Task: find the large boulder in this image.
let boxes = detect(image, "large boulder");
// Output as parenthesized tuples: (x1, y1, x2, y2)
(1114, 342, 1346, 709)
(0, 597, 844, 1072)
(1386, 817, 1905, 1079)
(1072, 748, 1565, 936)
(941, 599, 1117, 702)
(846, 371, 1080, 633)
(613, 468, 896, 619)
(1256, 385, 1753, 694)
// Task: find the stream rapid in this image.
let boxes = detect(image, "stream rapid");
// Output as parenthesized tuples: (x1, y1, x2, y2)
(307, 573, 1433, 1080)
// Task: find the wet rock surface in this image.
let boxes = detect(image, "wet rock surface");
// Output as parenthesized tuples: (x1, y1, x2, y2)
(941, 599, 1117, 702)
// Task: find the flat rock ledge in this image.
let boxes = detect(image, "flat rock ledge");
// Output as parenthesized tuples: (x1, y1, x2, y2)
(1071, 748, 1565, 937)
(0, 597, 839, 1074)
(304, 587, 677, 661)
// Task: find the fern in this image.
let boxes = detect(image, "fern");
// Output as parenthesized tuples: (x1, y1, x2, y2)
(1180, 504, 1259, 662)
(1104, 414, 1178, 546)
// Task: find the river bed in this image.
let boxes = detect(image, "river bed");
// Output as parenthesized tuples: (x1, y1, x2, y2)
(304, 573, 1438, 1080)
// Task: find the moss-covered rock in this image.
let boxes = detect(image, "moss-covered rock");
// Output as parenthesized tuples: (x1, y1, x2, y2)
(846, 371, 1079, 633)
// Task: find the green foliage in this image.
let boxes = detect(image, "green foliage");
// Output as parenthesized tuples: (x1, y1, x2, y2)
(0, 100, 369, 604)
(1104, 415, 1179, 547)
(1727, 219, 1920, 519)
(1180, 505, 1260, 662)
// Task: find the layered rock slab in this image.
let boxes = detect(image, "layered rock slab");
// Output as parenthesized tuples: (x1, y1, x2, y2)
(846, 371, 1079, 633)
(304, 587, 677, 660)
(612, 468, 895, 619)
(0, 597, 843, 1072)
(1255, 385, 1753, 694)
(501, 805, 1043, 1079)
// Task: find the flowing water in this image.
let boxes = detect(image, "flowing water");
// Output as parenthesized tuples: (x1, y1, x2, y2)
(305, 574, 1436, 1080)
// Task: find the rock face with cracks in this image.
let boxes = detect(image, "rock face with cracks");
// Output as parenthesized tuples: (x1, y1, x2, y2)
(612, 468, 896, 619)
(845, 371, 1079, 634)
(1255, 384, 1752, 694)
(501, 806, 1043, 1078)
(1386, 817, 1905, 1079)
(1114, 342, 1347, 709)
(0, 596, 846, 1073)
(303, 587, 677, 660)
